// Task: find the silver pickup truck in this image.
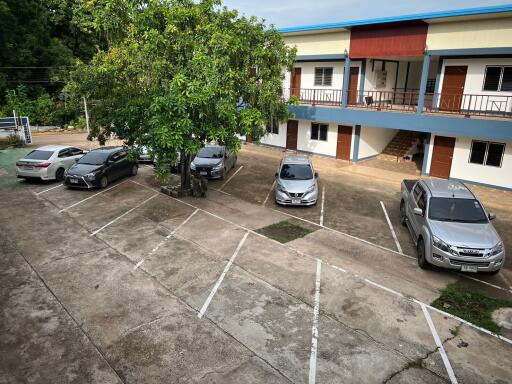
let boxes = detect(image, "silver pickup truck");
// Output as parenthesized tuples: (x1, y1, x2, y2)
(400, 179, 504, 274)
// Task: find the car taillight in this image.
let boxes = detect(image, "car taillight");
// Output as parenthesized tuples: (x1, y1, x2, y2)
(16, 162, 22, 166)
(35, 162, 51, 168)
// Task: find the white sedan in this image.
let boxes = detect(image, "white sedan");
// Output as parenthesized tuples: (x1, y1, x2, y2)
(16, 145, 85, 181)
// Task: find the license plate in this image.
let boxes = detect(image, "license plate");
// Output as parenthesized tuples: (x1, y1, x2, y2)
(461, 265, 478, 273)
(292, 198, 301, 204)
(23, 166, 33, 170)
(200, 171, 207, 176)
(70, 178, 78, 184)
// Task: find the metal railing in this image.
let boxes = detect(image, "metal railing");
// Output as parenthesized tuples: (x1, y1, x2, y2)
(286, 88, 512, 119)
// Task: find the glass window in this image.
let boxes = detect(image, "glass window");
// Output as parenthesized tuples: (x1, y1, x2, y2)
(58, 148, 70, 158)
(483, 67, 501, 91)
(501, 67, 512, 92)
(266, 118, 279, 134)
(311, 123, 328, 141)
(78, 151, 109, 165)
(279, 164, 314, 180)
(25, 150, 53, 160)
(469, 141, 487, 165)
(314, 67, 333, 86)
(197, 146, 224, 159)
(412, 184, 423, 201)
(486, 143, 505, 167)
(417, 192, 426, 211)
(429, 198, 488, 223)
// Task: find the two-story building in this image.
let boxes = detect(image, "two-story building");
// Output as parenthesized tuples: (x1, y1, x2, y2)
(259, 5, 512, 190)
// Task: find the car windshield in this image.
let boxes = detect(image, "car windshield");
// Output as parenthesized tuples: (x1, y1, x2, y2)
(78, 151, 109, 165)
(280, 164, 313, 180)
(429, 197, 488, 223)
(197, 147, 224, 159)
(25, 150, 53, 160)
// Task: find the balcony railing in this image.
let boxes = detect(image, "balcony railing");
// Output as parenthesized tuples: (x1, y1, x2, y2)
(286, 88, 512, 119)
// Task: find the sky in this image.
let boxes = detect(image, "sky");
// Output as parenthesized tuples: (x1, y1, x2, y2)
(221, 0, 512, 28)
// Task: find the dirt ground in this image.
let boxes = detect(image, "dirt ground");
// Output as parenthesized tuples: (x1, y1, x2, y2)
(1, 134, 511, 383)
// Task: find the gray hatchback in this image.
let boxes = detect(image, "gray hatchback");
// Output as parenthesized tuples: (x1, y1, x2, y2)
(275, 155, 318, 206)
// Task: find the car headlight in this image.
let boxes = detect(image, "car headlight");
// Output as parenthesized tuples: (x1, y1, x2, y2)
(276, 183, 286, 193)
(84, 171, 99, 180)
(305, 184, 316, 194)
(489, 242, 504, 256)
(432, 236, 457, 255)
(190, 162, 196, 170)
(212, 162, 223, 171)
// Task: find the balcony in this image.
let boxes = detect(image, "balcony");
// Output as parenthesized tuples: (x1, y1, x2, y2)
(286, 88, 512, 119)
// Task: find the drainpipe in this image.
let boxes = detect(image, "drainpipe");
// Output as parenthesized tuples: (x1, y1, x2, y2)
(341, 56, 351, 108)
(416, 53, 431, 114)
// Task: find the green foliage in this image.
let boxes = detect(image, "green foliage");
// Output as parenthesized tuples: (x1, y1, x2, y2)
(256, 220, 315, 243)
(67, 0, 296, 187)
(432, 282, 512, 334)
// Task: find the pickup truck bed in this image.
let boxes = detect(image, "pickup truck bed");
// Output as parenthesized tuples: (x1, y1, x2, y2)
(403, 179, 418, 193)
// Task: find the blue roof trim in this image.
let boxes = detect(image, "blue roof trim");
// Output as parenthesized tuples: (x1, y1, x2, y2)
(278, 4, 512, 33)
(428, 47, 512, 56)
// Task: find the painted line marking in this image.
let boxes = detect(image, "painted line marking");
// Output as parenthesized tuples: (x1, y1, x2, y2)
(36, 183, 64, 195)
(59, 179, 130, 213)
(198, 231, 249, 318)
(133, 209, 199, 270)
(128, 180, 512, 325)
(90, 193, 158, 236)
(499, 272, 512, 290)
(309, 259, 322, 384)
(420, 303, 458, 384)
(319, 187, 325, 226)
(211, 188, 231, 196)
(262, 180, 276, 206)
(380, 201, 403, 254)
(219, 165, 244, 191)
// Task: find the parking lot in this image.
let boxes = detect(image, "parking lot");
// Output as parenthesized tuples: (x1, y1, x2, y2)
(1, 139, 512, 383)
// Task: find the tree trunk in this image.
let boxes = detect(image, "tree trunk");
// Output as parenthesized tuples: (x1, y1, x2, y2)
(180, 150, 191, 193)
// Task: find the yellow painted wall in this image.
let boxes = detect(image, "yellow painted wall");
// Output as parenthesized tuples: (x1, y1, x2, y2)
(283, 31, 349, 55)
(427, 17, 512, 50)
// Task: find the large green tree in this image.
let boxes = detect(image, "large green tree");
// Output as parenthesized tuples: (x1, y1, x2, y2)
(67, 0, 296, 191)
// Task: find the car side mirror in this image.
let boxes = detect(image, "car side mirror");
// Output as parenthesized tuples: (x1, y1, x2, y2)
(413, 207, 423, 216)
(74, 158, 79, 162)
(488, 212, 496, 221)
(314, 172, 319, 179)
(274, 172, 278, 178)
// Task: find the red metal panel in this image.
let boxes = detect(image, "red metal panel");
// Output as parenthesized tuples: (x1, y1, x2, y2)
(349, 22, 428, 58)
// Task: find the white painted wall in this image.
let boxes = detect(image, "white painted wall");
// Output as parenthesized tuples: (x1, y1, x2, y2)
(437, 58, 512, 112)
(450, 137, 512, 189)
(297, 120, 339, 157)
(358, 126, 398, 160)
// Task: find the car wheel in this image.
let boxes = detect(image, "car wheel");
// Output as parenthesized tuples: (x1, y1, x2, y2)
(100, 176, 108, 189)
(417, 238, 429, 269)
(400, 200, 407, 226)
(131, 164, 138, 176)
(55, 167, 65, 181)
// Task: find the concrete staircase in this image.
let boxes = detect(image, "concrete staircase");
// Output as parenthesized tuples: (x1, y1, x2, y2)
(378, 131, 422, 162)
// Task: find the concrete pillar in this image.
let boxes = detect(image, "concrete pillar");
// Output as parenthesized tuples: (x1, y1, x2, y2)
(358, 59, 366, 105)
(416, 53, 431, 114)
(341, 57, 351, 108)
(421, 133, 431, 175)
(352, 125, 361, 162)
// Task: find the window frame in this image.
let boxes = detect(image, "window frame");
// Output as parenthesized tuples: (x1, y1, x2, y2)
(468, 140, 506, 168)
(482, 65, 512, 92)
(266, 117, 279, 135)
(310, 122, 328, 142)
(314, 67, 334, 87)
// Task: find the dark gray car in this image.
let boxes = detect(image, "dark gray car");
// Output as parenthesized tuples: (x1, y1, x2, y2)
(190, 145, 237, 180)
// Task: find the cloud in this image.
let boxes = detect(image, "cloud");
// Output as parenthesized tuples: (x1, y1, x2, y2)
(222, 0, 511, 28)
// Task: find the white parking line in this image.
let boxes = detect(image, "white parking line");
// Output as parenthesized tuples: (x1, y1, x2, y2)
(133, 209, 199, 270)
(219, 165, 244, 191)
(211, 188, 232, 196)
(262, 180, 276, 206)
(198, 231, 249, 318)
(309, 259, 322, 384)
(90, 193, 158, 236)
(35, 183, 64, 195)
(319, 187, 325, 226)
(379, 201, 403, 254)
(59, 179, 130, 213)
(420, 303, 458, 384)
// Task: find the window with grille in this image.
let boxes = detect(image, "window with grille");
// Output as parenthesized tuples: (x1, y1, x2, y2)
(311, 123, 328, 141)
(469, 140, 505, 167)
(314, 67, 333, 86)
(483, 66, 512, 92)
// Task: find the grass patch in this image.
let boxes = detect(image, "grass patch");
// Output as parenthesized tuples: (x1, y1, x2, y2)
(431, 282, 512, 334)
(256, 220, 314, 243)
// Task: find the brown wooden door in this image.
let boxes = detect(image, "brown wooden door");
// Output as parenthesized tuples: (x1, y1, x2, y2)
(430, 136, 455, 179)
(290, 68, 301, 97)
(286, 120, 298, 150)
(336, 125, 352, 160)
(439, 66, 467, 112)
(347, 67, 359, 105)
